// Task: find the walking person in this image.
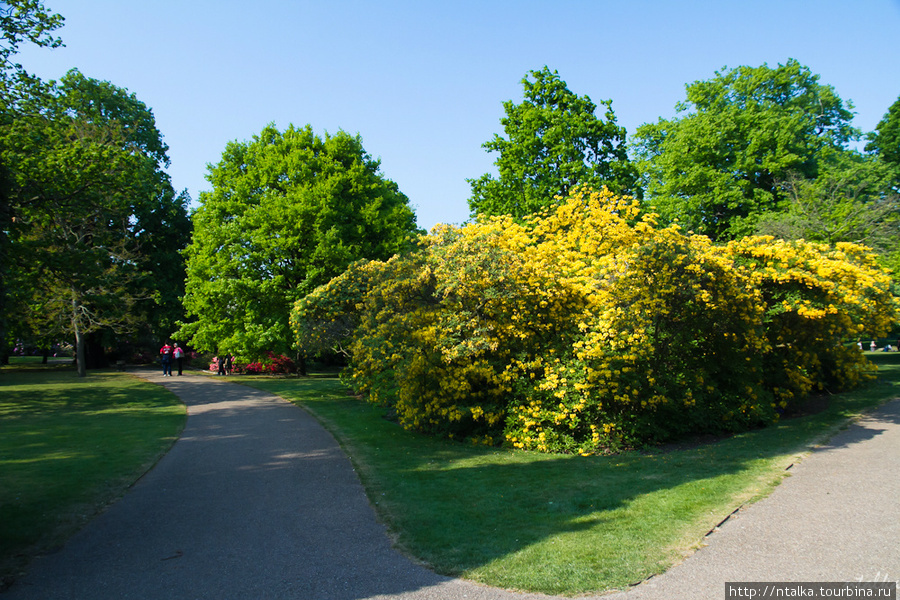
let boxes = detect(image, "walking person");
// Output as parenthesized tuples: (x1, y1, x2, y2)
(159, 341, 174, 376)
(173, 343, 185, 376)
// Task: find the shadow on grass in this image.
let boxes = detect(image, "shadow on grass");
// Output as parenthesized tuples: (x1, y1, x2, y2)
(0, 368, 186, 589)
(6, 355, 896, 598)
(243, 352, 900, 594)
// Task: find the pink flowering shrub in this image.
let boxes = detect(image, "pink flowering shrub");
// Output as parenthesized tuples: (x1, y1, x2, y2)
(231, 352, 296, 375)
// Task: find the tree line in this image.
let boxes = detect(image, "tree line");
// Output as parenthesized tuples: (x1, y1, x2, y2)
(1, 2, 190, 374)
(2, 1, 898, 378)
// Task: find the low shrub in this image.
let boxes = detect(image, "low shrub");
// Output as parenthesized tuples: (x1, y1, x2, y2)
(231, 352, 296, 375)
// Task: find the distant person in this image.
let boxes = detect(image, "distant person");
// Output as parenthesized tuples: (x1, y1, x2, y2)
(223, 354, 232, 375)
(871, 340, 877, 352)
(217, 354, 226, 376)
(173, 343, 185, 376)
(159, 341, 174, 376)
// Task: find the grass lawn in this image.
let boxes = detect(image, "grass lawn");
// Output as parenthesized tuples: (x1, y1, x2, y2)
(243, 351, 900, 596)
(0, 364, 186, 587)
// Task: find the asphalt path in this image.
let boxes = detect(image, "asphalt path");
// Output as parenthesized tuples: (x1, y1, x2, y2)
(605, 398, 900, 599)
(3, 371, 898, 599)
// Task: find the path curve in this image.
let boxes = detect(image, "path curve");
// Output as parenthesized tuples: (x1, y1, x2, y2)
(605, 398, 900, 599)
(0, 371, 557, 600)
(2, 371, 898, 599)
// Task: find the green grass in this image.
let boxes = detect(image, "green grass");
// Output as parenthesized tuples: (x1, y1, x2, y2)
(242, 352, 900, 596)
(0, 365, 186, 586)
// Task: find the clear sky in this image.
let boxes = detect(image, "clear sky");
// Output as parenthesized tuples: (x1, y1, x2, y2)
(15, 0, 900, 231)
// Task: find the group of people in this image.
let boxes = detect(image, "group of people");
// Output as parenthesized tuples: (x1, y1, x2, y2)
(158, 342, 234, 376)
(216, 354, 232, 376)
(860, 340, 899, 352)
(158, 341, 185, 376)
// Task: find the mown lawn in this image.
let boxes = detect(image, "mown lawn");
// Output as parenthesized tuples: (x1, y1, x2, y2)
(0, 365, 186, 587)
(243, 352, 900, 596)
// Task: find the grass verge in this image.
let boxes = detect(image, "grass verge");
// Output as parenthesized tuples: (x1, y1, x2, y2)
(242, 352, 900, 596)
(0, 365, 186, 587)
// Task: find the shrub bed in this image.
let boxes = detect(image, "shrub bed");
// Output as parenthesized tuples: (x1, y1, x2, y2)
(293, 188, 898, 452)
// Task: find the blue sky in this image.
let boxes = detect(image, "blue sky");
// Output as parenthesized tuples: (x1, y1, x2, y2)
(16, 0, 900, 231)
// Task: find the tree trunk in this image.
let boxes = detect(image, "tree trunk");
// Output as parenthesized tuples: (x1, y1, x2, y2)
(295, 351, 307, 377)
(74, 323, 86, 378)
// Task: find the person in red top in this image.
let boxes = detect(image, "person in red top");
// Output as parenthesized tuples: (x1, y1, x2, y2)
(159, 341, 174, 376)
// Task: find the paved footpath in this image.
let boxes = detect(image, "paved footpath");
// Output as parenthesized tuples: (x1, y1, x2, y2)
(2, 372, 898, 600)
(605, 398, 900, 600)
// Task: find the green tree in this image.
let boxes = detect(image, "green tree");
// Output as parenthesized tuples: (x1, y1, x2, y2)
(468, 66, 636, 219)
(866, 94, 900, 187)
(633, 59, 858, 240)
(0, 0, 63, 363)
(179, 124, 420, 364)
(754, 152, 898, 249)
(0, 0, 62, 83)
(753, 151, 900, 280)
(3, 70, 190, 375)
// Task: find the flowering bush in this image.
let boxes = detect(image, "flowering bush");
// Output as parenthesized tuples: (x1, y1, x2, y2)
(231, 352, 296, 375)
(292, 188, 898, 453)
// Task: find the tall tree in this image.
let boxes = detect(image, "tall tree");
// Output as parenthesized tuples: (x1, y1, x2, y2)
(3, 70, 190, 375)
(633, 59, 858, 240)
(179, 124, 420, 362)
(468, 66, 637, 219)
(866, 93, 900, 188)
(0, 0, 63, 363)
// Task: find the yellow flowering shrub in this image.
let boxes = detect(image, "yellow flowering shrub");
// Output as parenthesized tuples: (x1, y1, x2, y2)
(291, 188, 898, 452)
(728, 237, 896, 406)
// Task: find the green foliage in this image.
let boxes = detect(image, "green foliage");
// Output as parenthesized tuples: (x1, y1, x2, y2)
(634, 59, 858, 241)
(180, 124, 420, 361)
(753, 151, 900, 278)
(468, 66, 637, 219)
(294, 188, 897, 452)
(1, 69, 190, 374)
(0, 0, 64, 364)
(0, 0, 63, 84)
(866, 94, 900, 187)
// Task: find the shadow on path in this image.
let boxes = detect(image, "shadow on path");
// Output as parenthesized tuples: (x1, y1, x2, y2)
(0, 372, 561, 600)
(4, 370, 898, 600)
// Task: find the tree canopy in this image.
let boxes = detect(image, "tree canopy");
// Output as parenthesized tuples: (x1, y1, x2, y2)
(633, 59, 858, 241)
(0, 0, 63, 82)
(866, 93, 900, 186)
(0, 0, 64, 363)
(2, 69, 191, 374)
(178, 123, 420, 362)
(753, 151, 898, 250)
(468, 66, 637, 219)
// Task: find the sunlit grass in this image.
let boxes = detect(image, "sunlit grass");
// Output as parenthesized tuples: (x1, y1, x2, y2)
(243, 352, 900, 596)
(0, 366, 186, 586)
